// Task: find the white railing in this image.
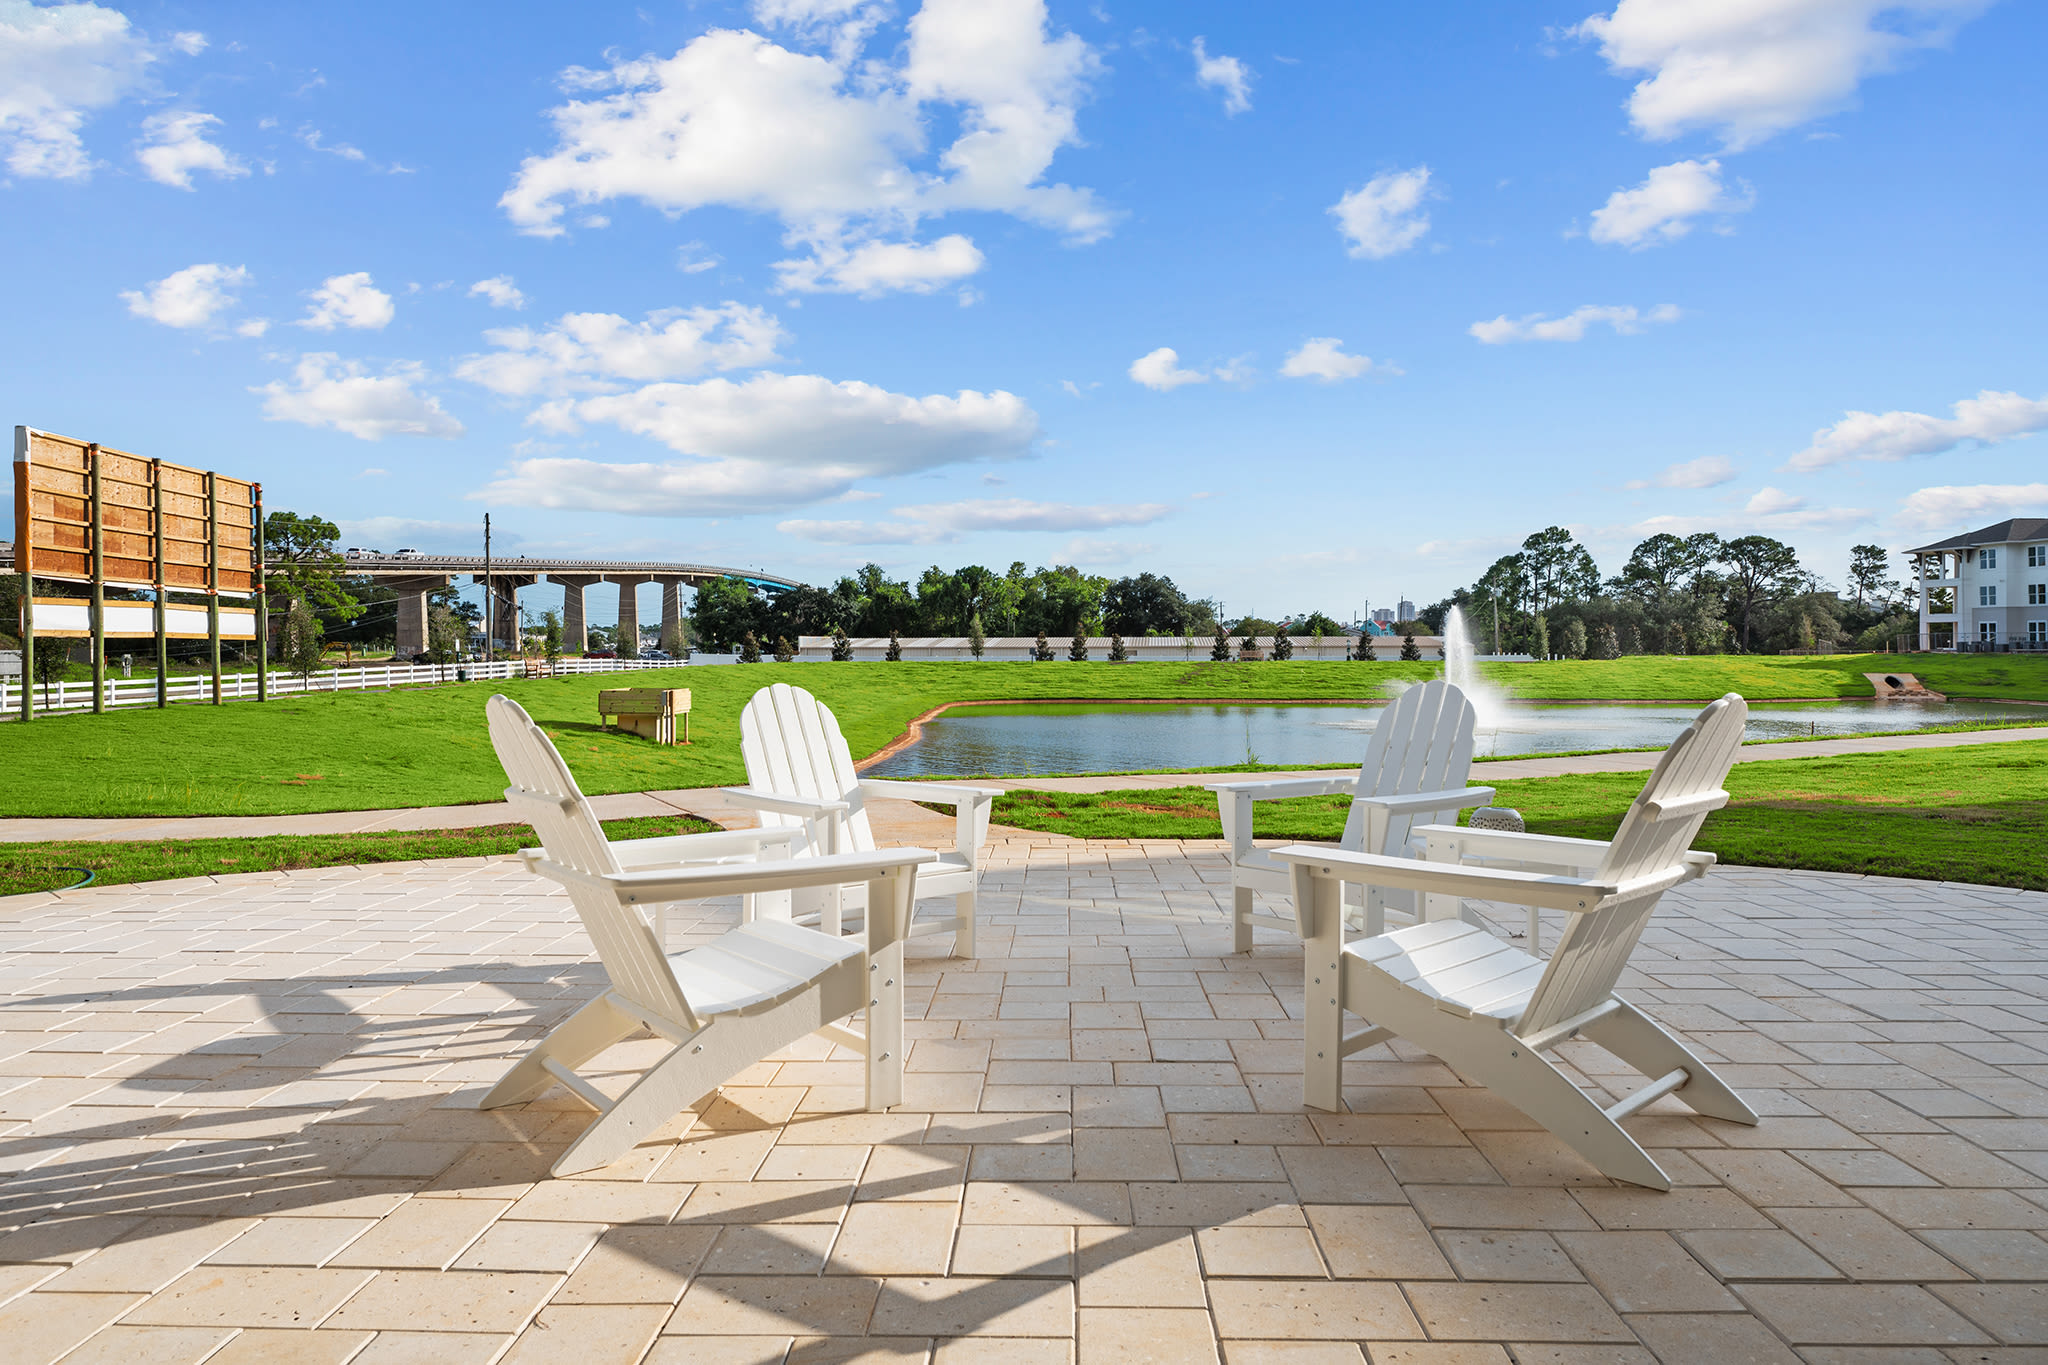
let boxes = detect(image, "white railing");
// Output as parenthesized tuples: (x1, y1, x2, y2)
(0, 655, 677, 718)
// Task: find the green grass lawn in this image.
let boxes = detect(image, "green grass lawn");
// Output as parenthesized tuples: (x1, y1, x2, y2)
(0, 654, 2041, 820)
(0, 813, 715, 899)
(979, 739, 2048, 891)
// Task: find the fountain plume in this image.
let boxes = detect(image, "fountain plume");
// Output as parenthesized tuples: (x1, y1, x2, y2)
(1443, 605, 1508, 727)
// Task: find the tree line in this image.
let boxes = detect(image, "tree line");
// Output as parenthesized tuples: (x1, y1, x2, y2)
(1424, 527, 1914, 657)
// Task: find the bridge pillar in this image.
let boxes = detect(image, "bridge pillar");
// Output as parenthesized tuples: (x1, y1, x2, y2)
(614, 577, 651, 657)
(659, 579, 688, 654)
(390, 576, 452, 659)
(474, 574, 538, 653)
(550, 575, 604, 654)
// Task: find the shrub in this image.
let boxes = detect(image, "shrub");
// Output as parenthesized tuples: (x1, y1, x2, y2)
(1033, 631, 1054, 662)
(968, 612, 985, 659)
(1531, 614, 1549, 661)
(739, 630, 762, 663)
(283, 597, 325, 682)
(1271, 633, 1293, 661)
(541, 609, 564, 665)
(1399, 630, 1422, 662)
(773, 635, 796, 663)
(1590, 624, 1620, 660)
(1108, 632, 1127, 662)
(1353, 632, 1375, 662)
(1210, 625, 1232, 661)
(885, 630, 902, 662)
(831, 625, 853, 661)
(1069, 630, 1088, 662)
(1561, 618, 1588, 659)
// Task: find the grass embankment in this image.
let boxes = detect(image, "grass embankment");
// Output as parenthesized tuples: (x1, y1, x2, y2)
(0, 814, 716, 899)
(0, 654, 2042, 820)
(984, 740, 2048, 891)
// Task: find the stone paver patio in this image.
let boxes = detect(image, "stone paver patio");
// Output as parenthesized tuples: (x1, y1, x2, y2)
(1, 827, 2044, 1363)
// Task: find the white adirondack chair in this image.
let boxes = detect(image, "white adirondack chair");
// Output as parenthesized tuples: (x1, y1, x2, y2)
(725, 684, 1001, 957)
(483, 695, 935, 1177)
(1273, 693, 1757, 1190)
(1207, 680, 1496, 953)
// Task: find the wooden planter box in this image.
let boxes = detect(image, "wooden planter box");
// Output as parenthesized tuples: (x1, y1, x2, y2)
(599, 687, 692, 744)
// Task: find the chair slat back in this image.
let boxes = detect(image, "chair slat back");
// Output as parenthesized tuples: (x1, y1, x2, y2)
(1339, 680, 1479, 854)
(1514, 694, 1746, 1038)
(487, 695, 694, 1025)
(740, 684, 875, 854)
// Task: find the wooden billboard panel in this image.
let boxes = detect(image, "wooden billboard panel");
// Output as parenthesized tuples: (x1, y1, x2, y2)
(13, 426, 257, 597)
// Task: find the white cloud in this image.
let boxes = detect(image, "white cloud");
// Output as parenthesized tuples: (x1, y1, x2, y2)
(1330, 166, 1432, 259)
(119, 262, 249, 329)
(1575, 0, 1990, 151)
(1280, 337, 1375, 382)
(135, 109, 245, 188)
(1894, 482, 2048, 532)
(455, 303, 785, 398)
(297, 272, 394, 331)
(468, 276, 525, 310)
(1128, 346, 1210, 391)
(1625, 454, 1737, 490)
(1745, 486, 1806, 515)
(297, 125, 366, 161)
(479, 372, 1039, 516)
(168, 30, 204, 56)
(1787, 389, 2048, 471)
(775, 233, 985, 296)
(1191, 37, 1251, 115)
(235, 318, 269, 338)
(677, 241, 721, 273)
(336, 515, 502, 549)
(1628, 502, 1870, 538)
(780, 496, 1169, 543)
(255, 354, 464, 441)
(1058, 537, 1151, 565)
(499, 1, 1110, 294)
(0, 0, 161, 179)
(1469, 302, 1680, 343)
(1588, 159, 1751, 248)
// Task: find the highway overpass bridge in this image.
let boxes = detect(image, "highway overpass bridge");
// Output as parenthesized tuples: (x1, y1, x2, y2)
(1, 544, 802, 656)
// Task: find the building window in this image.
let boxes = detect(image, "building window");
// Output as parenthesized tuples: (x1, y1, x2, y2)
(2030, 546, 2046, 567)
(2031, 622, 2048, 646)
(1979, 586, 1997, 606)
(1979, 548, 1998, 568)
(2032, 584, 2048, 606)
(1980, 623, 1998, 643)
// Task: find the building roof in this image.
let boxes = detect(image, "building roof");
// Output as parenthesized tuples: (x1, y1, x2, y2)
(1906, 518, 2048, 555)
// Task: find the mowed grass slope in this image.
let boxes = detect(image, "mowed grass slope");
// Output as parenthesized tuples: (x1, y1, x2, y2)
(0, 654, 2041, 819)
(983, 740, 2048, 891)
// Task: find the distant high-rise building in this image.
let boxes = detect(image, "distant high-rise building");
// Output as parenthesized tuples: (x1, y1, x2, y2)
(1369, 608, 1395, 625)
(1397, 598, 1416, 622)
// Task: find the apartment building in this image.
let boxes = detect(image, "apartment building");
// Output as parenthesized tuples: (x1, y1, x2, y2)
(1907, 517, 2048, 650)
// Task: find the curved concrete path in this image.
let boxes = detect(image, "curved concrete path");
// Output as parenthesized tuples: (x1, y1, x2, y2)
(0, 724, 2040, 846)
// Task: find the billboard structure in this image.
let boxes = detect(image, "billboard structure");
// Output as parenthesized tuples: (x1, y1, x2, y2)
(13, 426, 266, 719)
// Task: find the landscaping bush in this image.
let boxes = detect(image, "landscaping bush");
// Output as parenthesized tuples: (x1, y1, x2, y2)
(1562, 619, 1588, 659)
(1400, 630, 1422, 662)
(1034, 631, 1054, 661)
(774, 635, 796, 663)
(1211, 625, 1232, 661)
(831, 626, 853, 661)
(1271, 633, 1293, 660)
(1069, 630, 1088, 662)
(885, 630, 903, 662)
(1108, 632, 1127, 662)
(739, 631, 762, 663)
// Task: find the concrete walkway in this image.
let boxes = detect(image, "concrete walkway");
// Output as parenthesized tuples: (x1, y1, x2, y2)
(1, 724, 2041, 846)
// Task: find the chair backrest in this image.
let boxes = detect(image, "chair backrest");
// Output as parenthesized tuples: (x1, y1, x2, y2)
(1514, 693, 1747, 1038)
(739, 683, 875, 855)
(1339, 679, 1479, 854)
(487, 694, 694, 1026)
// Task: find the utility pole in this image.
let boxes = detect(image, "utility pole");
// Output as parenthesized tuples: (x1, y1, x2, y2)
(483, 513, 492, 664)
(1493, 598, 1500, 656)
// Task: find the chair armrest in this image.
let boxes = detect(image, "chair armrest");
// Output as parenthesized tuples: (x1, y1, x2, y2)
(527, 847, 937, 903)
(860, 778, 1000, 807)
(721, 787, 852, 818)
(609, 827, 798, 868)
(1412, 823, 1610, 864)
(1204, 774, 1358, 799)
(1351, 785, 1495, 817)
(1270, 844, 1617, 914)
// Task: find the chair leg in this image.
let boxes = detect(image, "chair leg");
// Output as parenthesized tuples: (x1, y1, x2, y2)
(867, 938, 905, 1111)
(1232, 885, 1254, 954)
(953, 889, 976, 958)
(1581, 1000, 1760, 1126)
(1302, 874, 1346, 1112)
(481, 994, 640, 1110)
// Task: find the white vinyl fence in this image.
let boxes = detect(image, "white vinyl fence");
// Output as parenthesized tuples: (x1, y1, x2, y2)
(1, 655, 677, 719)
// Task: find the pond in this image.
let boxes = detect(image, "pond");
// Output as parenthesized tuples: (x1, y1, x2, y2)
(864, 699, 2041, 777)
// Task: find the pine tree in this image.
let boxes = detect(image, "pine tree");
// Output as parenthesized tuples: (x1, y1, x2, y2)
(1069, 629, 1088, 661)
(739, 630, 762, 663)
(1107, 632, 1127, 662)
(773, 635, 796, 663)
(885, 629, 903, 662)
(968, 612, 985, 659)
(1210, 624, 1232, 661)
(1033, 631, 1054, 661)
(1532, 614, 1549, 662)
(1271, 633, 1293, 661)
(1353, 630, 1375, 662)
(831, 625, 853, 661)
(1399, 629, 1423, 662)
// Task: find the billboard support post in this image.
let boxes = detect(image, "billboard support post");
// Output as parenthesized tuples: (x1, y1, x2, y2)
(206, 471, 221, 704)
(253, 484, 267, 702)
(152, 459, 167, 707)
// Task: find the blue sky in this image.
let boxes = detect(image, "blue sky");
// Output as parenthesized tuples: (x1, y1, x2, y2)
(4, 0, 2045, 627)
